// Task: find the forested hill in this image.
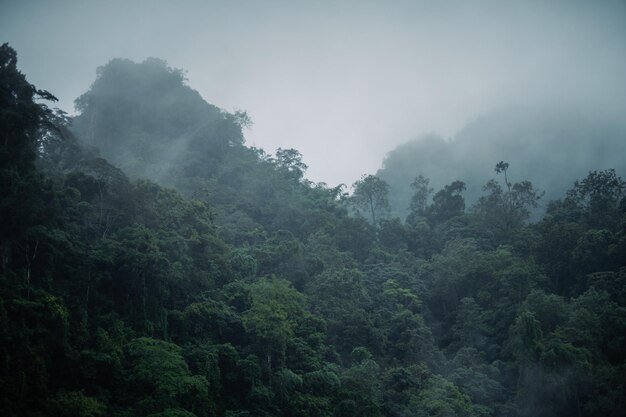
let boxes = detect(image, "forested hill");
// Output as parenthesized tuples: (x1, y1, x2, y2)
(378, 107, 626, 219)
(70, 58, 344, 244)
(71, 58, 248, 187)
(1, 44, 626, 417)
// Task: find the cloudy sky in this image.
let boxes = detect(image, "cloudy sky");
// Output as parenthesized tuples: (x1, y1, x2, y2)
(2, 0, 625, 186)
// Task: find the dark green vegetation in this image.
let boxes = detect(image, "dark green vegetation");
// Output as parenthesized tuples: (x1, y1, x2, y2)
(1, 44, 625, 416)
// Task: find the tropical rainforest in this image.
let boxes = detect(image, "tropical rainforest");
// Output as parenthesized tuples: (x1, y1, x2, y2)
(1, 43, 625, 417)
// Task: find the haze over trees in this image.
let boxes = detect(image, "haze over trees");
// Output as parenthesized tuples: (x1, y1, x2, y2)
(1, 44, 625, 417)
(377, 108, 626, 219)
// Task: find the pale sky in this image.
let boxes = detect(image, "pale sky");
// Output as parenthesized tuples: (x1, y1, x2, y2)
(2, 0, 625, 186)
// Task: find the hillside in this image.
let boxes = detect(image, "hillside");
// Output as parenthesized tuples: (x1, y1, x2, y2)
(378, 107, 626, 219)
(1, 46, 625, 417)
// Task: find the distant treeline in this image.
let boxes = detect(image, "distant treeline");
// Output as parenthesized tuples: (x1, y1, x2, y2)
(378, 107, 626, 219)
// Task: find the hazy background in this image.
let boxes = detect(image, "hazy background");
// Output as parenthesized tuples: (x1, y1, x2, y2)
(2, 0, 625, 186)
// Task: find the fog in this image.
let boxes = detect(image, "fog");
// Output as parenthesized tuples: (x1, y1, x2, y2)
(2, 0, 625, 186)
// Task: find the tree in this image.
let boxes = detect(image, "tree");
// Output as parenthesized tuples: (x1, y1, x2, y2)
(307, 268, 375, 358)
(494, 161, 511, 191)
(379, 280, 439, 364)
(232, 110, 253, 129)
(510, 310, 542, 363)
(452, 297, 489, 348)
(0, 43, 59, 248)
(242, 278, 305, 384)
(536, 170, 626, 294)
(47, 391, 106, 417)
(410, 374, 478, 417)
(564, 169, 625, 229)
(339, 349, 382, 417)
(427, 180, 466, 226)
(473, 162, 542, 244)
(123, 337, 210, 417)
(0, 43, 57, 173)
(406, 175, 433, 223)
(351, 175, 390, 228)
(275, 148, 308, 181)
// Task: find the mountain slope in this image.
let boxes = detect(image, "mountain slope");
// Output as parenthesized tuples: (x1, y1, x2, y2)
(378, 106, 626, 219)
(2, 46, 625, 417)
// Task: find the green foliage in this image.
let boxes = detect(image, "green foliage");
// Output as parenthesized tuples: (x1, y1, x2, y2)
(428, 180, 467, 226)
(564, 169, 625, 229)
(537, 169, 626, 295)
(351, 174, 390, 227)
(340, 353, 382, 417)
(0, 43, 57, 173)
(275, 148, 308, 181)
(377, 108, 626, 220)
(242, 278, 304, 348)
(410, 374, 477, 417)
(473, 163, 543, 245)
(2, 44, 625, 417)
(406, 175, 433, 225)
(122, 337, 210, 416)
(47, 390, 106, 417)
(452, 297, 490, 348)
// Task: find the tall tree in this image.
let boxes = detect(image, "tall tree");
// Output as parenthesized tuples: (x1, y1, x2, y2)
(242, 278, 305, 384)
(351, 175, 390, 228)
(474, 162, 542, 244)
(275, 148, 308, 181)
(406, 175, 433, 225)
(0, 43, 57, 173)
(427, 180, 466, 226)
(564, 169, 625, 229)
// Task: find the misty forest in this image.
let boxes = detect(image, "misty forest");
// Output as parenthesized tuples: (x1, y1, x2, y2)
(1, 4, 626, 417)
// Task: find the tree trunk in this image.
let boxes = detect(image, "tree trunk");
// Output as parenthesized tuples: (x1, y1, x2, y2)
(267, 345, 273, 387)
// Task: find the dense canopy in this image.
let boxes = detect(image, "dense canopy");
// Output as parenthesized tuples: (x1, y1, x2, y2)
(1, 44, 625, 417)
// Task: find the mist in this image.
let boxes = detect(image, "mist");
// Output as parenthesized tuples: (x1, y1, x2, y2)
(2, 0, 625, 186)
(3, 2, 626, 416)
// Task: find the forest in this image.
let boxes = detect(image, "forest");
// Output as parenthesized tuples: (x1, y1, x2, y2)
(1, 43, 625, 417)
